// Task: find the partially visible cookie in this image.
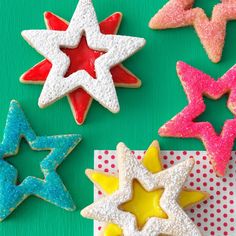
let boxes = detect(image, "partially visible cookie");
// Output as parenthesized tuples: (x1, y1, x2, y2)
(0, 100, 81, 221)
(81, 141, 206, 235)
(149, 0, 236, 63)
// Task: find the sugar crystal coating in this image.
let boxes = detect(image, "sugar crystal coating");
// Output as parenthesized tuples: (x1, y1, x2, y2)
(149, 0, 236, 62)
(0, 100, 81, 221)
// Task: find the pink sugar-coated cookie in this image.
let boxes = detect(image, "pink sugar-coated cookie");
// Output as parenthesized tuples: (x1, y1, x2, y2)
(158, 61, 236, 177)
(149, 0, 236, 63)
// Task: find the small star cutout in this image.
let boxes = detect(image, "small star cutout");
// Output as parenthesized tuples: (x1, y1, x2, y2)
(81, 141, 203, 235)
(86, 140, 208, 235)
(0, 100, 81, 221)
(21, 0, 145, 115)
(21, 11, 141, 125)
(159, 61, 236, 176)
(149, 0, 236, 63)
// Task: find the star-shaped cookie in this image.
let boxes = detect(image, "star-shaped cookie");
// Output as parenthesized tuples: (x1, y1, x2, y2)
(159, 61, 236, 176)
(22, 0, 145, 115)
(86, 140, 208, 235)
(0, 100, 81, 221)
(81, 142, 203, 235)
(149, 0, 236, 63)
(21, 11, 141, 125)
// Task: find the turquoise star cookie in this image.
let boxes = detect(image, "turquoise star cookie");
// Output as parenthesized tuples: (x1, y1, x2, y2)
(0, 100, 82, 221)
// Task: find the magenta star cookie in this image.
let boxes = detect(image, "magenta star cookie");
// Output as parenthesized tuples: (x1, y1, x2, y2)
(158, 61, 236, 176)
(149, 0, 236, 63)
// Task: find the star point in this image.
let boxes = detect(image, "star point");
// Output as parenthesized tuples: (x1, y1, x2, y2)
(0, 100, 81, 221)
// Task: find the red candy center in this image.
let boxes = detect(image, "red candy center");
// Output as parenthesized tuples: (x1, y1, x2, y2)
(61, 36, 106, 78)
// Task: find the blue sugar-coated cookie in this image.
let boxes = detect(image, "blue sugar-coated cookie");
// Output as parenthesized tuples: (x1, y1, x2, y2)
(0, 100, 82, 221)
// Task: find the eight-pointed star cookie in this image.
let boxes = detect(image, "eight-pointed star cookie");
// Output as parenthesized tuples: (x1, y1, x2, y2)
(81, 142, 202, 235)
(21, 11, 141, 125)
(86, 140, 208, 236)
(0, 100, 81, 221)
(159, 61, 236, 176)
(21, 0, 145, 114)
(149, 0, 236, 63)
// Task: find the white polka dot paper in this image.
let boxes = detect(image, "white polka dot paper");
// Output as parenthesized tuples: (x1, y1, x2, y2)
(93, 150, 236, 236)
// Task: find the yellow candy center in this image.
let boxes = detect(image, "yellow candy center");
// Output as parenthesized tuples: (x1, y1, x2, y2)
(119, 180, 167, 229)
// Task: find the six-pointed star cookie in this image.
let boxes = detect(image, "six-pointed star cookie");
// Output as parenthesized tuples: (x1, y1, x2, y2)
(159, 61, 236, 176)
(21, 11, 141, 125)
(0, 100, 81, 221)
(81, 142, 201, 235)
(86, 140, 208, 236)
(21, 0, 145, 113)
(149, 0, 236, 63)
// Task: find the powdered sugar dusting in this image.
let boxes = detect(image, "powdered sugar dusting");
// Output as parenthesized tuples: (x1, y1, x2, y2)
(22, 0, 145, 111)
(94, 150, 236, 236)
(82, 143, 201, 235)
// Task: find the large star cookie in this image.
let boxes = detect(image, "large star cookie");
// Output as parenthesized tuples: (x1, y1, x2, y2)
(86, 140, 208, 236)
(0, 100, 81, 221)
(81, 141, 206, 235)
(149, 0, 236, 63)
(21, 0, 145, 124)
(21, 11, 141, 125)
(159, 61, 236, 176)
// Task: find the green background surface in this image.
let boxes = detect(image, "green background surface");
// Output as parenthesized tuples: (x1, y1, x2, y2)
(0, 0, 236, 235)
